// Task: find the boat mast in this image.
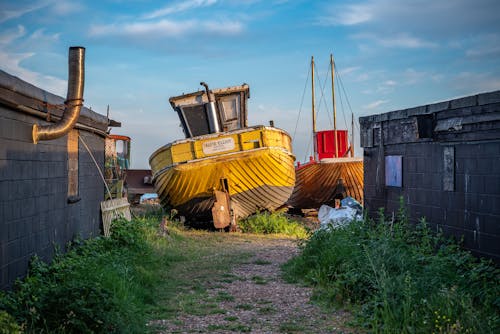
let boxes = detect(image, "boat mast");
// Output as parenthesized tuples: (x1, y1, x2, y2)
(351, 113, 355, 157)
(311, 56, 317, 160)
(330, 54, 339, 158)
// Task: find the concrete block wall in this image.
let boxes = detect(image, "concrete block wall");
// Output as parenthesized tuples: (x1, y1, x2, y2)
(360, 90, 500, 263)
(0, 107, 105, 289)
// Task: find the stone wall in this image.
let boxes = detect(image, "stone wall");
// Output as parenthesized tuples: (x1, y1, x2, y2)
(360, 90, 500, 262)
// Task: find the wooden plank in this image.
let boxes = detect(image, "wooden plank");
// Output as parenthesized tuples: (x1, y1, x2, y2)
(212, 190, 231, 229)
(67, 129, 79, 197)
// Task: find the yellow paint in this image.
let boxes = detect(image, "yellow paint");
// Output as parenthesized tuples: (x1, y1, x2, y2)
(149, 126, 295, 208)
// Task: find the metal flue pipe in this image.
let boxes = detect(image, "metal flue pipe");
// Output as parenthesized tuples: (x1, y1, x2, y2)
(200, 81, 221, 133)
(32, 46, 85, 144)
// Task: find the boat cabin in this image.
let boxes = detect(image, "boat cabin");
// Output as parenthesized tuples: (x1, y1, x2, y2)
(169, 83, 250, 138)
(104, 134, 131, 199)
(315, 130, 349, 160)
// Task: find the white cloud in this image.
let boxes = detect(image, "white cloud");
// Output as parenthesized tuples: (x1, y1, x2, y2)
(143, 0, 218, 19)
(353, 33, 437, 48)
(319, 0, 500, 56)
(403, 68, 427, 85)
(338, 66, 361, 76)
(29, 28, 60, 43)
(452, 72, 500, 93)
(51, 0, 84, 15)
(363, 99, 388, 110)
(0, 51, 66, 95)
(318, 3, 373, 26)
(466, 45, 500, 58)
(0, 25, 26, 45)
(89, 19, 243, 38)
(464, 34, 500, 59)
(0, 0, 84, 23)
(0, 24, 65, 95)
(0, 1, 50, 23)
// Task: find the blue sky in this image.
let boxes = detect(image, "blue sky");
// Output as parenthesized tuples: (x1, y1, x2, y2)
(1, 0, 499, 168)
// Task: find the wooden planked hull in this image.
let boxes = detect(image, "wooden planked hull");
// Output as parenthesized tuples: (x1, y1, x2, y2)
(287, 157, 363, 209)
(149, 126, 295, 222)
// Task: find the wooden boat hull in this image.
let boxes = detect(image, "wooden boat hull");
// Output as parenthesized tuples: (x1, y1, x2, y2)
(149, 126, 295, 222)
(287, 157, 363, 209)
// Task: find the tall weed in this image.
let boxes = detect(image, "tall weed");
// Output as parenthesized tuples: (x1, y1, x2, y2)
(283, 201, 500, 333)
(0, 215, 172, 333)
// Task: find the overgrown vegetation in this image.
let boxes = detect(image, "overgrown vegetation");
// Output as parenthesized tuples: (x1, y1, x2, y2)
(0, 208, 174, 333)
(238, 211, 310, 238)
(3, 201, 497, 333)
(283, 200, 500, 333)
(0, 206, 262, 333)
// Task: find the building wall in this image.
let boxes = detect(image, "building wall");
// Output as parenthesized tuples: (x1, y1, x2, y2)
(360, 90, 500, 263)
(0, 107, 105, 289)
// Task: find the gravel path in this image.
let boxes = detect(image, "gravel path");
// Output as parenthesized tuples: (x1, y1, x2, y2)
(150, 235, 354, 333)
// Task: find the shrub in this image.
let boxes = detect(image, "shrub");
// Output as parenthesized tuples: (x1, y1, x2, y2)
(0, 310, 22, 334)
(283, 201, 500, 333)
(0, 214, 171, 333)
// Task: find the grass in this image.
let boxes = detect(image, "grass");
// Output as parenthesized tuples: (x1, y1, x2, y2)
(5, 202, 494, 333)
(236, 303, 254, 311)
(238, 211, 310, 238)
(0, 210, 170, 333)
(279, 320, 307, 333)
(258, 305, 276, 315)
(282, 200, 500, 334)
(216, 291, 235, 302)
(207, 323, 252, 332)
(251, 275, 268, 285)
(0, 207, 255, 333)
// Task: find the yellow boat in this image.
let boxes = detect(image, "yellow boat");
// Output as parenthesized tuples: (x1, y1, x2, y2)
(149, 83, 295, 228)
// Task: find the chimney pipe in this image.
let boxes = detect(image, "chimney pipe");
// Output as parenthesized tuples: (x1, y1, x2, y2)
(33, 46, 85, 144)
(200, 81, 220, 133)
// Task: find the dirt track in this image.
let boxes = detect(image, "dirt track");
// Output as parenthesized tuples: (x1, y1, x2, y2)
(149, 234, 354, 333)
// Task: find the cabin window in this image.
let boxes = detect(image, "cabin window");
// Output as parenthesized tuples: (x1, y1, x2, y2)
(67, 129, 79, 202)
(115, 139, 130, 169)
(179, 104, 211, 137)
(218, 95, 240, 131)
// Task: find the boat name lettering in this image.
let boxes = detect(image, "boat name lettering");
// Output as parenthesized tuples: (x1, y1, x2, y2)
(202, 138, 235, 154)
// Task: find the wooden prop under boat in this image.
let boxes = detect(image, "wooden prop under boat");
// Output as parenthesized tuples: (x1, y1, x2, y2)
(149, 83, 295, 228)
(287, 55, 364, 210)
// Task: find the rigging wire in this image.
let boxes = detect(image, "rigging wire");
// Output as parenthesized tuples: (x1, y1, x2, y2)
(335, 62, 360, 134)
(314, 64, 333, 129)
(292, 64, 310, 141)
(295, 55, 360, 161)
(292, 63, 313, 162)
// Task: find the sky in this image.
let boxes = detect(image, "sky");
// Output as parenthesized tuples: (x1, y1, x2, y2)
(1, 0, 499, 168)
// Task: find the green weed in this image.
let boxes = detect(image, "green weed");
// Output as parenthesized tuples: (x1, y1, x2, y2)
(238, 211, 309, 238)
(236, 304, 254, 310)
(279, 320, 307, 333)
(251, 275, 268, 285)
(283, 199, 500, 333)
(0, 215, 173, 333)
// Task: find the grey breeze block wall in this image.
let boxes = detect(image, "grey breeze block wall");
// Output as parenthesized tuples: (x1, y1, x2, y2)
(0, 70, 109, 289)
(360, 90, 500, 263)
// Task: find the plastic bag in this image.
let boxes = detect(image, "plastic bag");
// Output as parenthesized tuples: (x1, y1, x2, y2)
(318, 197, 362, 230)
